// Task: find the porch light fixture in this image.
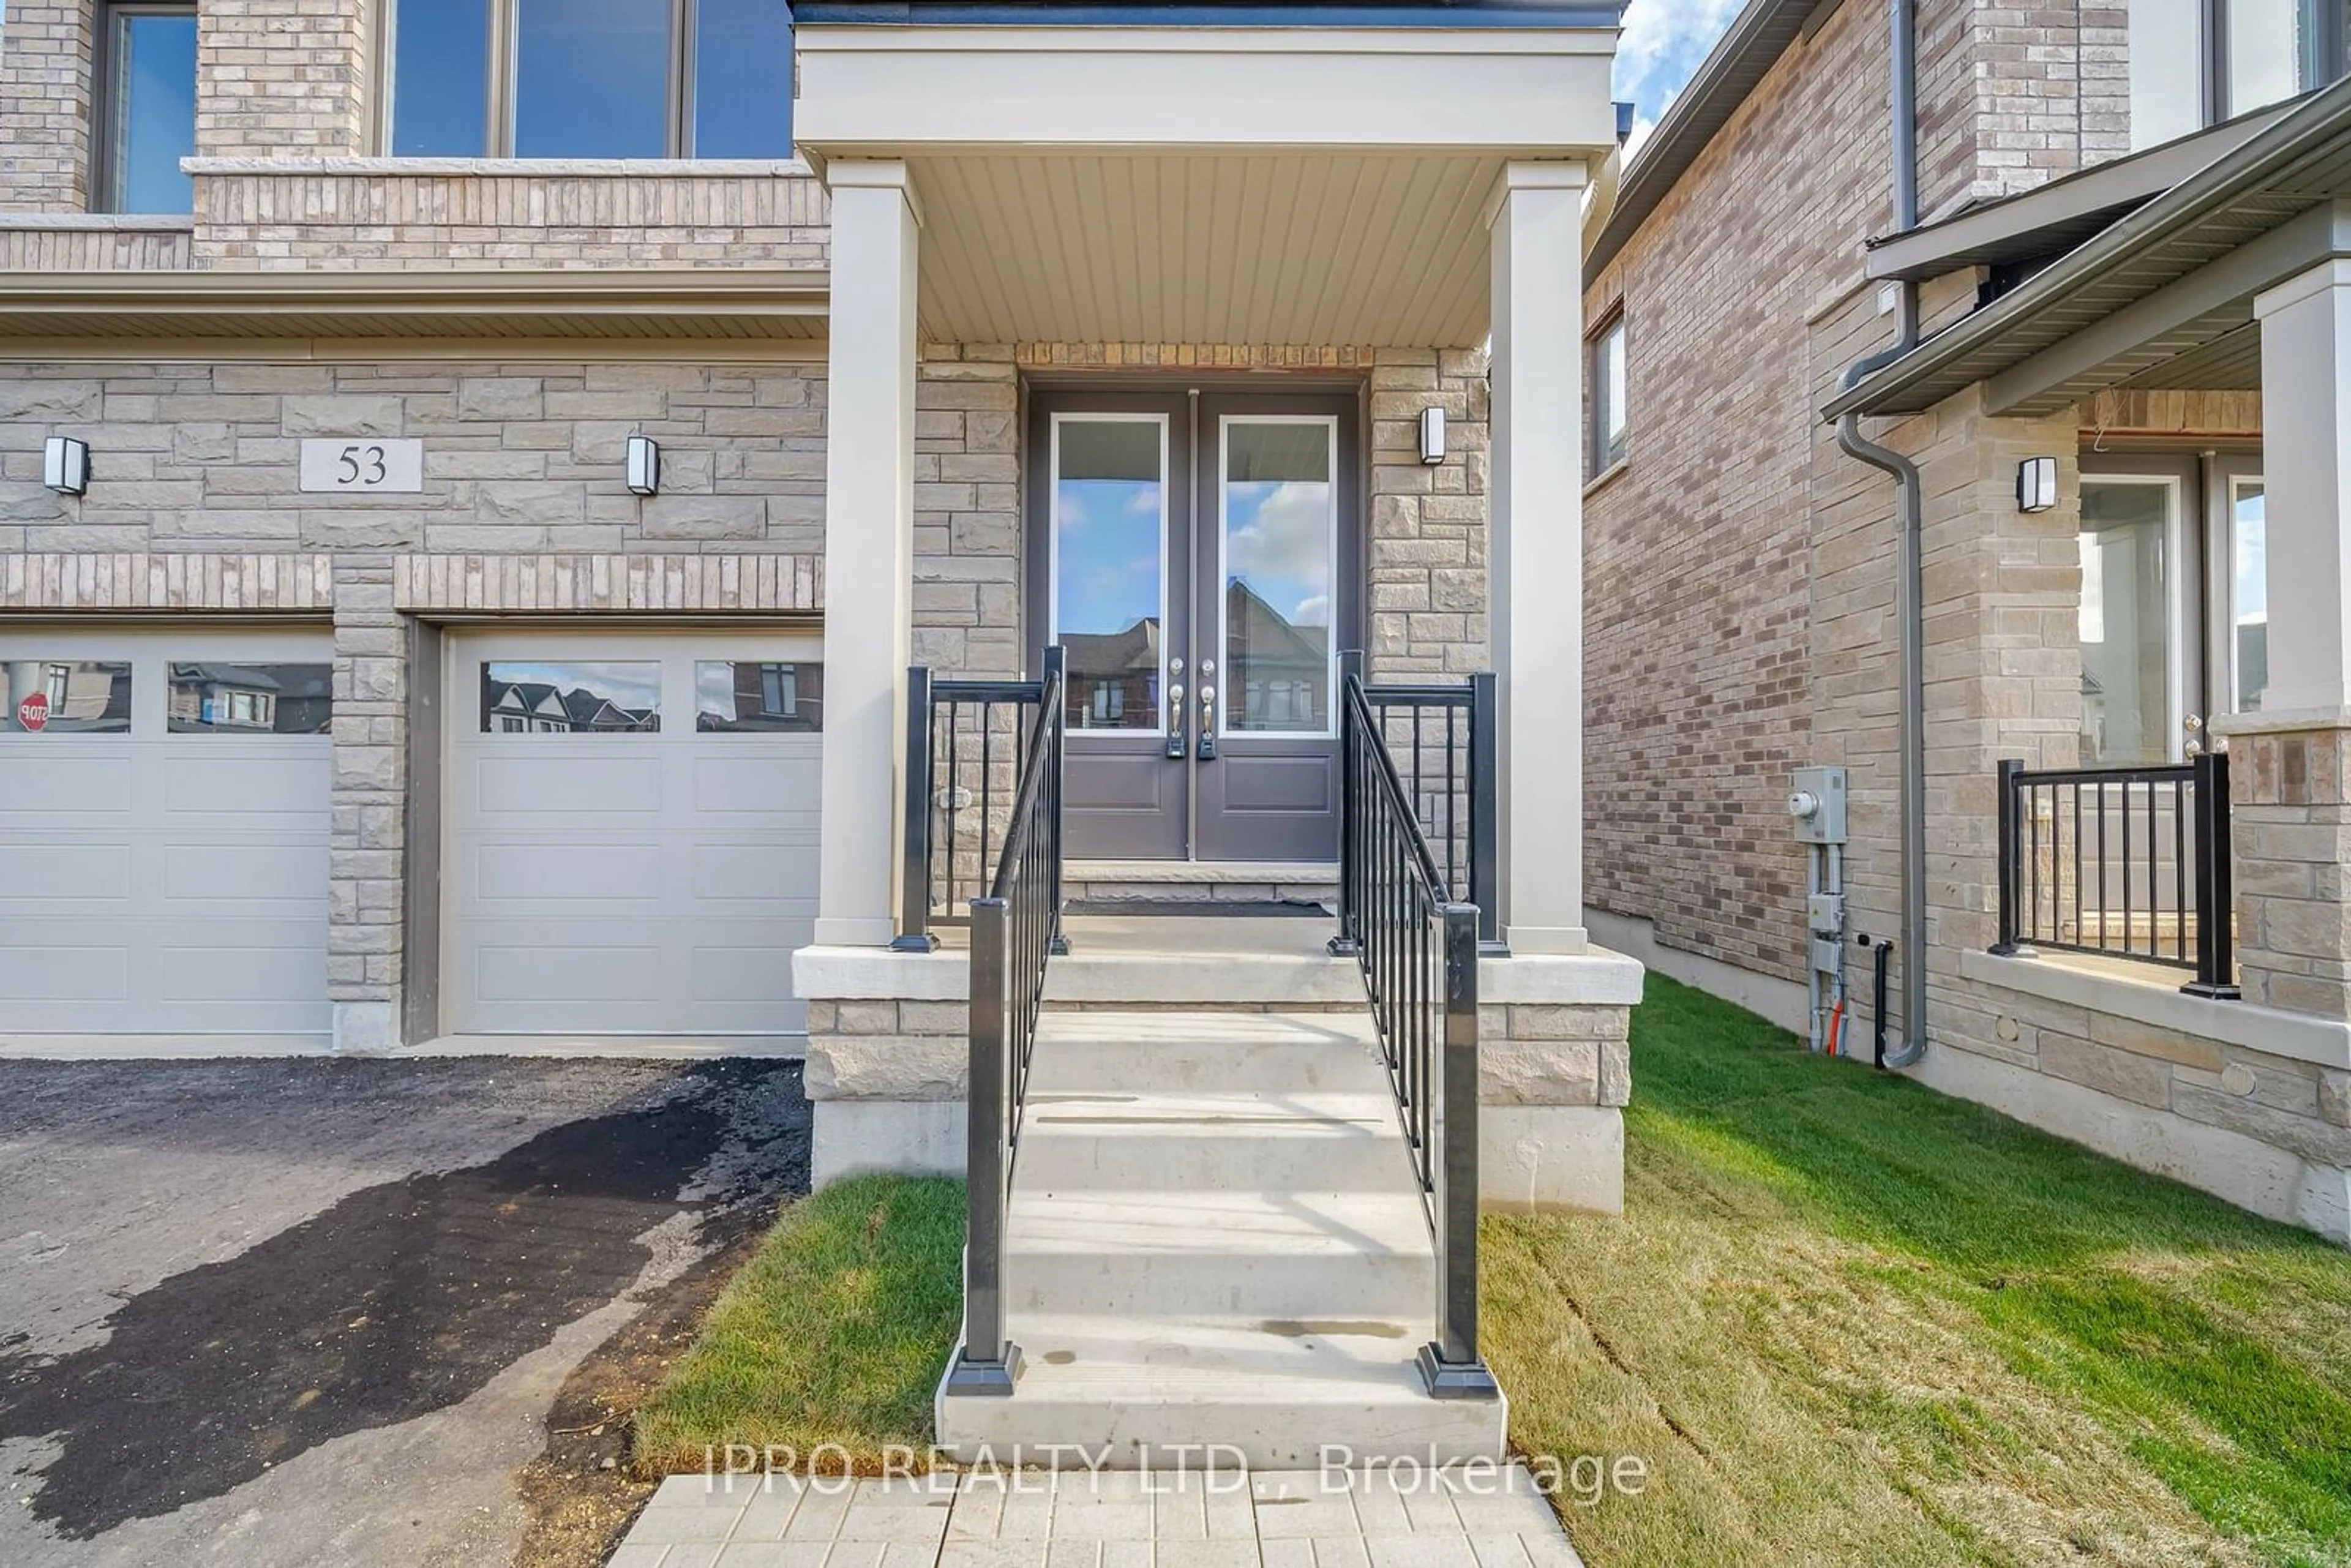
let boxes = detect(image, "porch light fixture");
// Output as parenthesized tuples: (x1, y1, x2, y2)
(1418, 407, 1447, 466)
(624, 434, 661, 497)
(2016, 456, 2058, 513)
(42, 436, 88, 496)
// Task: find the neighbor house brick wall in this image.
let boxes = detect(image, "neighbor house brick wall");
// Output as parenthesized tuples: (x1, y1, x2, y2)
(195, 0, 371, 162)
(0, 1, 95, 212)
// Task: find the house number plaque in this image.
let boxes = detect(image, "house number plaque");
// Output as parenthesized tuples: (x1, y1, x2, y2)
(299, 438, 425, 493)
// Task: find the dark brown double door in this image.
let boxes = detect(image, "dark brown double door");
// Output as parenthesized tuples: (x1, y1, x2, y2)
(1026, 388, 1361, 863)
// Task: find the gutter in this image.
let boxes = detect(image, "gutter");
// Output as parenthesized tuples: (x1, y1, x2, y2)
(1827, 72, 2351, 419)
(1834, 0, 1927, 1070)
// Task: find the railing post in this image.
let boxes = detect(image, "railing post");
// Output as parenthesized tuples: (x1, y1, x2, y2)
(945, 896, 1021, 1395)
(1419, 904, 1498, 1400)
(1043, 645, 1070, 956)
(891, 664, 940, 953)
(1989, 758, 2023, 956)
(1329, 651, 1365, 958)
(2183, 749, 2241, 1000)
(1468, 670, 1505, 956)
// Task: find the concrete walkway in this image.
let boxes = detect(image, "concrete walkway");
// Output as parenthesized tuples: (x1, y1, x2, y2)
(613, 1466, 1586, 1568)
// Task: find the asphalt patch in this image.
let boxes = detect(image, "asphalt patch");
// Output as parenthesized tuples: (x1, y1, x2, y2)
(0, 1058, 807, 1538)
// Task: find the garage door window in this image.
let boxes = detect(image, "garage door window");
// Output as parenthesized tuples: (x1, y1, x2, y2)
(696, 660, 823, 732)
(168, 662, 334, 734)
(2, 661, 133, 732)
(480, 660, 661, 734)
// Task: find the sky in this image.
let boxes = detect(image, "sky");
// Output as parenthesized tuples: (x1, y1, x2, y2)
(1614, 0, 1747, 153)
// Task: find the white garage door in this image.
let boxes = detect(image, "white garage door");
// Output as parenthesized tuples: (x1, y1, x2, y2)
(0, 629, 334, 1038)
(443, 631, 823, 1036)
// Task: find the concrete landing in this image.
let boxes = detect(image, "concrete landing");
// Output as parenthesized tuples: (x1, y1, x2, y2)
(937, 1010, 1507, 1469)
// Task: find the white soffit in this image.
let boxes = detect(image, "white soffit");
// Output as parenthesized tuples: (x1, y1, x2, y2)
(911, 152, 1508, 345)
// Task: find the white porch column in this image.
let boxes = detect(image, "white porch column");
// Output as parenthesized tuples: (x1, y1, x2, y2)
(2255, 257, 2351, 715)
(1486, 160, 1589, 956)
(814, 160, 920, 947)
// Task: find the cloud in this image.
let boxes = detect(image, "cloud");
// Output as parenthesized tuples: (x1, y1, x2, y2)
(1291, 593, 1330, 628)
(1614, 0, 1744, 134)
(1227, 481, 1332, 587)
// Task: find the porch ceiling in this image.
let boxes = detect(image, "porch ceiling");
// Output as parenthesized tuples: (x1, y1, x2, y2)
(907, 152, 1507, 346)
(793, 17, 1619, 347)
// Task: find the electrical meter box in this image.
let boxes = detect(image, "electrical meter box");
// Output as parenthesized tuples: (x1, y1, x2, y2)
(1787, 766, 1849, 845)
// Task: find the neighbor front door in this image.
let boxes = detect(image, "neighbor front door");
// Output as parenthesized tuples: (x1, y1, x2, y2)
(1029, 388, 1360, 863)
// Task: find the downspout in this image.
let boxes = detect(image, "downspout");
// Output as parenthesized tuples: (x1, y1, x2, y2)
(1834, 0, 1927, 1070)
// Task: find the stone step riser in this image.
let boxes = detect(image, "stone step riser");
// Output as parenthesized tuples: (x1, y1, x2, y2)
(932, 1402, 1500, 1471)
(1025, 1045, 1385, 1095)
(1010, 1250, 1433, 1320)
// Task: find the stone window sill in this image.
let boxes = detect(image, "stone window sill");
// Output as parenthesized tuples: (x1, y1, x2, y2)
(1960, 946, 2351, 1070)
(0, 212, 193, 230)
(1583, 456, 1629, 499)
(182, 157, 813, 179)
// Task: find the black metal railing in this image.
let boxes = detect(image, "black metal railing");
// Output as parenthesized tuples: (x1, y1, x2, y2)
(895, 664, 1054, 951)
(943, 647, 1066, 1397)
(1992, 752, 2239, 999)
(1330, 670, 1496, 1400)
(1344, 651, 1502, 955)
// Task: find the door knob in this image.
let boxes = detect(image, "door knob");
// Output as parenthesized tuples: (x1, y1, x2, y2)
(1198, 685, 1218, 761)
(1166, 682, 1186, 759)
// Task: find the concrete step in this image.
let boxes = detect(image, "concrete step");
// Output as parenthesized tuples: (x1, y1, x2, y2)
(1045, 917, 1362, 1006)
(1024, 1008, 1385, 1094)
(1018, 1088, 1412, 1191)
(935, 1311, 1506, 1469)
(1005, 1188, 1434, 1319)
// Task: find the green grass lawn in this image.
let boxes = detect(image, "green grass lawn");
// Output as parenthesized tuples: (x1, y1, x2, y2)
(1490, 975, 2351, 1568)
(634, 980, 2351, 1566)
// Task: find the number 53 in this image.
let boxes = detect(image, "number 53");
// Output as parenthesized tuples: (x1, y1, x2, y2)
(337, 445, 388, 485)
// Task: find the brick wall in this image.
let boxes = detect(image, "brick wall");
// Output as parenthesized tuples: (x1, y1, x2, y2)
(0, 220, 195, 270)
(196, 0, 370, 162)
(0, 0, 94, 212)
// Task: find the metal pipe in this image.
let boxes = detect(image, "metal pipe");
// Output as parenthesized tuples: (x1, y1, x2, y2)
(1832, 0, 1928, 1071)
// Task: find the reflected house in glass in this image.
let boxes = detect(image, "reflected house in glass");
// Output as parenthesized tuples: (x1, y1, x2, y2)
(1225, 580, 1327, 732)
(700, 660, 825, 732)
(167, 663, 334, 734)
(482, 678, 659, 733)
(1062, 617, 1160, 729)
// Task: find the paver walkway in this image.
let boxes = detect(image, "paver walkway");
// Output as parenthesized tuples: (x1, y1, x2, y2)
(613, 1465, 1587, 1568)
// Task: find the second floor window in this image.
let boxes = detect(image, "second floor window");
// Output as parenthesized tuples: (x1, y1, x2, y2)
(388, 0, 794, 159)
(1589, 315, 1629, 474)
(2133, 0, 2349, 148)
(100, 2, 198, 213)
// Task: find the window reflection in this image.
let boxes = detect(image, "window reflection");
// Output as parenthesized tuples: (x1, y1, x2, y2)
(2233, 480, 2268, 713)
(692, 0, 794, 156)
(107, 7, 198, 213)
(168, 662, 334, 734)
(2, 661, 133, 733)
(1056, 419, 1166, 732)
(391, 0, 492, 156)
(696, 661, 823, 732)
(481, 661, 661, 734)
(1224, 421, 1335, 735)
(514, 0, 672, 157)
(2078, 480, 2175, 765)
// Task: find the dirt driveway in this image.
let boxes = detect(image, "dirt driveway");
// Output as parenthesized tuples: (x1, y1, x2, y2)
(0, 1056, 806, 1568)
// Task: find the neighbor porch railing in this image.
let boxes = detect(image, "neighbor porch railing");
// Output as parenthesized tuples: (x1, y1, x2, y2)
(1343, 650, 1503, 955)
(894, 660, 1061, 952)
(1991, 752, 2240, 999)
(1330, 668, 1497, 1400)
(942, 647, 1067, 1397)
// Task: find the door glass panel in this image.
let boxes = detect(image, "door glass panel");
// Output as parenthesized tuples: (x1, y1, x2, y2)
(2232, 479, 2268, 713)
(696, 660, 823, 732)
(168, 662, 333, 733)
(1223, 420, 1335, 735)
(2, 661, 133, 733)
(1054, 418, 1166, 732)
(480, 661, 661, 733)
(2079, 480, 2177, 765)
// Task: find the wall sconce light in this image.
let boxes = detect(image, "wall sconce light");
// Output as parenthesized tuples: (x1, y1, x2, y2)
(2016, 456, 2058, 513)
(1418, 407, 1447, 466)
(42, 436, 88, 497)
(624, 434, 661, 497)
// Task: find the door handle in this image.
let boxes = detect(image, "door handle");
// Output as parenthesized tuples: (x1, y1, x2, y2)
(1166, 682, 1186, 759)
(1198, 685, 1218, 760)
